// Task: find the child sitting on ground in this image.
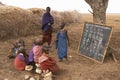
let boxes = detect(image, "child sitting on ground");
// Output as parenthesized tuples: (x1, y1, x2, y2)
(14, 46, 29, 71)
(8, 38, 25, 59)
(33, 38, 43, 63)
(28, 39, 42, 67)
(38, 46, 59, 74)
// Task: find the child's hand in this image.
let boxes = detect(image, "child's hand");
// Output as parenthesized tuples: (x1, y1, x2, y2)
(48, 23, 51, 26)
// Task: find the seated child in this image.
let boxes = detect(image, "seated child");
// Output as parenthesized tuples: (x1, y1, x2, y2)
(28, 44, 35, 66)
(33, 39, 43, 63)
(8, 39, 25, 59)
(28, 39, 40, 66)
(38, 46, 59, 74)
(14, 46, 29, 71)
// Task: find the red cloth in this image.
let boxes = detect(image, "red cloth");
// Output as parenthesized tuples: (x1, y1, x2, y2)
(42, 29, 52, 45)
(40, 57, 59, 73)
(38, 53, 48, 63)
(14, 57, 26, 71)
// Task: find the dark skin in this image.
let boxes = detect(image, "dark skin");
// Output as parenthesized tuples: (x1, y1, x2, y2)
(17, 46, 28, 58)
(8, 39, 25, 59)
(60, 24, 70, 46)
(34, 39, 43, 46)
(46, 7, 50, 13)
(56, 23, 70, 61)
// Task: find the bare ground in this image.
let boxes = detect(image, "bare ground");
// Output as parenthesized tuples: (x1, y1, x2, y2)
(0, 15, 120, 80)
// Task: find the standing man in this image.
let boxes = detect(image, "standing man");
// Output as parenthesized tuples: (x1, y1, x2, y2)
(41, 7, 54, 47)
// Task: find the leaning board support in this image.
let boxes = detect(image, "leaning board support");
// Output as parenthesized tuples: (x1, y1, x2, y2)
(78, 22, 113, 63)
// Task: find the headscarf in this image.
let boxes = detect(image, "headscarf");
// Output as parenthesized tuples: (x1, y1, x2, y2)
(33, 45, 42, 63)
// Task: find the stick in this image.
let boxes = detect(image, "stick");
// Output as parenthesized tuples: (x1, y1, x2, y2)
(109, 46, 118, 63)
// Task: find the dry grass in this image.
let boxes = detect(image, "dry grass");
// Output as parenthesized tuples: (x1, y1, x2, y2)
(106, 14, 120, 32)
(0, 9, 120, 80)
(0, 6, 42, 40)
(0, 5, 81, 40)
(81, 13, 120, 32)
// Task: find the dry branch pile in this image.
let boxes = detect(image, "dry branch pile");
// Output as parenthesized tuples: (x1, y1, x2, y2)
(0, 5, 81, 40)
(0, 5, 43, 40)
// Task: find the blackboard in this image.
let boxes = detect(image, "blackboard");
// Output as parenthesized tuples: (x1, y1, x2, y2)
(79, 22, 112, 63)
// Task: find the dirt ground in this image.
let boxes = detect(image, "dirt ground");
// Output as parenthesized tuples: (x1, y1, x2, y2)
(0, 14, 120, 80)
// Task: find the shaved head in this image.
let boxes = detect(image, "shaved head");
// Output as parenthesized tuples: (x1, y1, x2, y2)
(34, 38, 43, 45)
(46, 6, 51, 12)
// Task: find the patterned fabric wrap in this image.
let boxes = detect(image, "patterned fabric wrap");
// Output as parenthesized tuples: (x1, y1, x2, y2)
(33, 45, 42, 63)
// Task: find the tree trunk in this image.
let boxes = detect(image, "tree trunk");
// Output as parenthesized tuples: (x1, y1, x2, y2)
(85, 0, 109, 24)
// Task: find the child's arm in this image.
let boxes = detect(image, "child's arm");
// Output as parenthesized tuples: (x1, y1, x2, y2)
(66, 30, 70, 46)
(55, 30, 59, 49)
(8, 48, 14, 57)
(9, 48, 13, 53)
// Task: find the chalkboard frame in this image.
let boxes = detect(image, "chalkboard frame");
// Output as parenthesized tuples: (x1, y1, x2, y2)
(78, 22, 113, 63)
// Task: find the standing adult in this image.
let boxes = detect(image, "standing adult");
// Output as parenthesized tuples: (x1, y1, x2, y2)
(41, 7, 54, 47)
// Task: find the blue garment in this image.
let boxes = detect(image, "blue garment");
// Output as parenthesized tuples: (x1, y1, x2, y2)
(41, 12, 54, 32)
(56, 30, 68, 59)
(13, 48, 18, 56)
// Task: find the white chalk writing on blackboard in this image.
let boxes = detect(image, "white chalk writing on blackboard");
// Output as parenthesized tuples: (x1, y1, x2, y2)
(79, 22, 112, 63)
